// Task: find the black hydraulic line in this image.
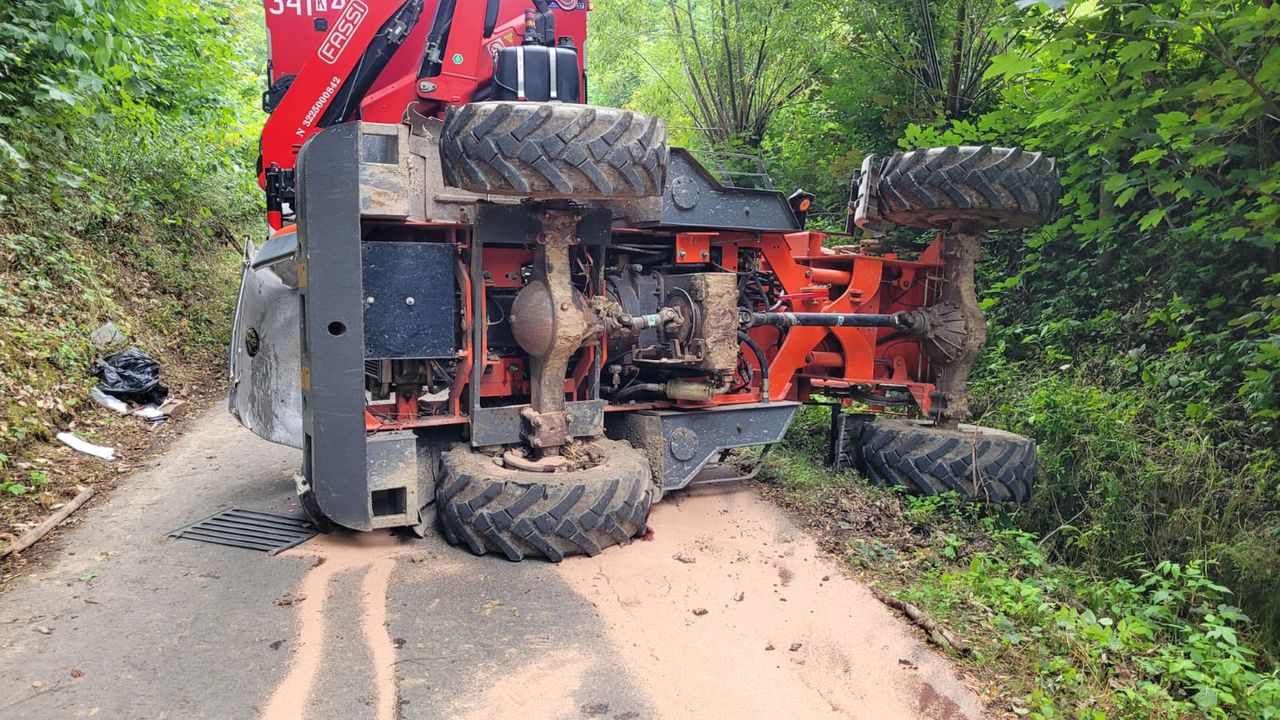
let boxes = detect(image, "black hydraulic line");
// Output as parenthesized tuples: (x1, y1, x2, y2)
(744, 311, 913, 329)
(738, 331, 770, 404)
(321, 0, 423, 125)
(614, 383, 666, 402)
(420, 0, 458, 78)
(689, 445, 773, 486)
(483, 0, 500, 37)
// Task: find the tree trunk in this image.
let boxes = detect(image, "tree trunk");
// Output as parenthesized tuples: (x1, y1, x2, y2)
(946, 1, 967, 118)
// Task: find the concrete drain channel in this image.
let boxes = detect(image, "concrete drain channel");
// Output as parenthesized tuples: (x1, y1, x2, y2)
(169, 508, 317, 555)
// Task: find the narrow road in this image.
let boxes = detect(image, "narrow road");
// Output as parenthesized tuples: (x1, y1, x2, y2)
(0, 407, 984, 719)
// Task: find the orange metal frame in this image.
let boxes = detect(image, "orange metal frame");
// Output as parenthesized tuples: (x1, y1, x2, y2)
(363, 229, 946, 431)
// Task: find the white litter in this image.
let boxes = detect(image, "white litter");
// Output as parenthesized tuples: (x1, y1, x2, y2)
(56, 432, 116, 461)
(132, 406, 166, 421)
(89, 387, 130, 415)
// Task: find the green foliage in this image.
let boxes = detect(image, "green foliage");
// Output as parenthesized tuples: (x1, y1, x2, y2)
(921, 535, 1280, 719)
(767, 406, 1280, 718)
(885, 0, 1280, 647)
(907, 0, 1280, 424)
(588, 0, 839, 148)
(588, 0, 866, 221)
(970, 363, 1280, 650)
(0, 1, 262, 481)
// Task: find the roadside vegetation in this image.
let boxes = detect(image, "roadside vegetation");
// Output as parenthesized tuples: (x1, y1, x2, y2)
(763, 407, 1279, 719)
(592, 0, 1280, 714)
(0, 1, 262, 523)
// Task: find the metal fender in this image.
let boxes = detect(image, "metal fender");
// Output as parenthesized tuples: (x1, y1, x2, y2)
(228, 240, 304, 449)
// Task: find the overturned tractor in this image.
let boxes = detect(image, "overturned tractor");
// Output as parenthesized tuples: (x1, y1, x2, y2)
(229, 0, 1059, 560)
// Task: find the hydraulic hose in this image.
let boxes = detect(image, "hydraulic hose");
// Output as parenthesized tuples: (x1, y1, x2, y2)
(614, 383, 666, 402)
(322, 0, 423, 125)
(738, 331, 770, 404)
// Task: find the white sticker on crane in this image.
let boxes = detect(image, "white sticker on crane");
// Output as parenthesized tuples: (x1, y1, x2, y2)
(266, 0, 345, 15)
(318, 0, 369, 64)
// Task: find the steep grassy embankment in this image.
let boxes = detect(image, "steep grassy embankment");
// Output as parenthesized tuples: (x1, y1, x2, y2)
(0, 1, 262, 538)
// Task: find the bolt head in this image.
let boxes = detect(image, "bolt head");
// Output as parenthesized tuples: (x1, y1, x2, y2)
(366, 296, 375, 305)
(418, 80, 437, 93)
(405, 297, 415, 306)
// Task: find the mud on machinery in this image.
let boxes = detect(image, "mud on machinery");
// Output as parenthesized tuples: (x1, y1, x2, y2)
(230, 0, 1060, 561)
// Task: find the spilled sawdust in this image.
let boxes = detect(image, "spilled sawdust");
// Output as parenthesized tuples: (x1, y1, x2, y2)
(453, 649, 590, 720)
(261, 531, 464, 720)
(554, 483, 987, 720)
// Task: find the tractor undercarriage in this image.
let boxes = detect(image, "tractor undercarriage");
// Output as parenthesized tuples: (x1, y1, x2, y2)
(230, 0, 1060, 560)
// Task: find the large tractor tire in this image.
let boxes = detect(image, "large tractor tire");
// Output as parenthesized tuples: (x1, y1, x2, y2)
(436, 438, 655, 562)
(876, 145, 1059, 230)
(856, 420, 1037, 503)
(439, 102, 668, 200)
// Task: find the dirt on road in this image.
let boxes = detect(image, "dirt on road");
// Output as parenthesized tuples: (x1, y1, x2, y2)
(0, 407, 984, 719)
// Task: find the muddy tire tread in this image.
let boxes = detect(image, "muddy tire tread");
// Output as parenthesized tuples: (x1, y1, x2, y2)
(855, 420, 1037, 503)
(436, 439, 654, 562)
(439, 102, 668, 199)
(877, 145, 1060, 230)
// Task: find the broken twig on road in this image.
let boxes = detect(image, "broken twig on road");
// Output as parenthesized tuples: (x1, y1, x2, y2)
(871, 587, 971, 656)
(1, 486, 95, 559)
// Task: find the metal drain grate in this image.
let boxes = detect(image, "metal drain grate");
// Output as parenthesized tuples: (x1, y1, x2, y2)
(169, 508, 317, 555)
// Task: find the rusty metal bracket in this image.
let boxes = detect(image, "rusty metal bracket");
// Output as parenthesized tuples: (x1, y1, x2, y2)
(470, 400, 605, 447)
(509, 208, 604, 452)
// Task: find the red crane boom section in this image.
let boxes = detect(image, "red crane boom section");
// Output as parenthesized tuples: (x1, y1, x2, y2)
(258, 0, 589, 229)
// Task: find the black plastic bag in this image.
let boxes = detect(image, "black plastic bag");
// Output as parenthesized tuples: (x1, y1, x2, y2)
(94, 348, 169, 406)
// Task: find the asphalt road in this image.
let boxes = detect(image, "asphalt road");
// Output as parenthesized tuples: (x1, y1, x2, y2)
(0, 407, 985, 720)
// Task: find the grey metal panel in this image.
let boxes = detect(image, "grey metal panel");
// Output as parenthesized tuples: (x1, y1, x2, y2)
(577, 207, 613, 246)
(473, 202, 535, 246)
(606, 402, 800, 490)
(228, 260, 303, 449)
(470, 400, 606, 447)
(365, 431, 437, 530)
(659, 149, 801, 232)
(358, 122, 411, 220)
(361, 241, 458, 359)
(297, 123, 372, 531)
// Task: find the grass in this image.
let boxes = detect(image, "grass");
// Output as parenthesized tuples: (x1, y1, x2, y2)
(0, 121, 254, 538)
(761, 404, 1280, 720)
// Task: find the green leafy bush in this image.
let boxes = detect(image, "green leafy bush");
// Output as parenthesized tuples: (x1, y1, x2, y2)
(923, 536, 1280, 719)
(0, 0, 261, 463)
(888, 0, 1280, 649)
